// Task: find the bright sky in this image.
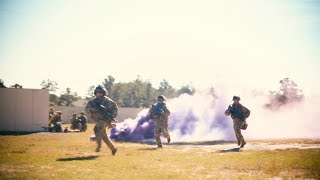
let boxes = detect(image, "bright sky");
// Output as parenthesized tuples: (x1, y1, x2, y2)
(1, 0, 319, 97)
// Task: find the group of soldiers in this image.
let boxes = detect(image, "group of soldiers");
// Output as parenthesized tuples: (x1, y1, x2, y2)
(48, 108, 88, 132)
(85, 85, 250, 156)
(69, 112, 88, 132)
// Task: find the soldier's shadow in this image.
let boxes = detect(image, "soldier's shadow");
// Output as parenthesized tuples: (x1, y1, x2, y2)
(220, 148, 241, 153)
(56, 155, 99, 161)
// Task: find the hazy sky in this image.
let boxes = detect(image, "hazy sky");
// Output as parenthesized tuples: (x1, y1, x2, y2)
(1, 0, 319, 97)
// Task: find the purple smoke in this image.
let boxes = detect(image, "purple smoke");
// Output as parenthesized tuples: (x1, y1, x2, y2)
(110, 92, 235, 142)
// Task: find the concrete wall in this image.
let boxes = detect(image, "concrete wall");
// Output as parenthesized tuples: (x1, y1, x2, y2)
(0, 88, 49, 132)
(53, 105, 143, 123)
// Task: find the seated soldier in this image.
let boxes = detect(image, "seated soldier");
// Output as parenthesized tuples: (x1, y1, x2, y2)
(49, 111, 63, 132)
(78, 111, 88, 126)
(70, 113, 80, 130)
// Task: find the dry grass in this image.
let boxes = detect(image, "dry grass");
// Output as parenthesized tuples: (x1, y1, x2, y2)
(0, 124, 319, 179)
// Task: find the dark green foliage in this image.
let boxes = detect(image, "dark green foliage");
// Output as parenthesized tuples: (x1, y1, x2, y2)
(57, 88, 80, 106)
(40, 79, 58, 93)
(85, 85, 95, 100)
(49, 94, 60, 105)
(0, 79, 7, 88)
(265, 78, 304, 110)
(10, 83, 23, 88)
(42, 76, 197, 108)
(110, 77, 158, 108)
(102, 75, 115, 96)
(158, 79, 176, 99)
(176, 85, 194, 96)
(102, 76, 180, 108)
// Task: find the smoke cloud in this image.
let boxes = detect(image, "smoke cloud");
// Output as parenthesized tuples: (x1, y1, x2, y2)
(110, 89, 320, 143)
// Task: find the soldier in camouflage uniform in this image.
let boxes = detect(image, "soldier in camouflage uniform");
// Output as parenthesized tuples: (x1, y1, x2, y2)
(78, 111, 88, 126)
(49, 107, 55, 120)
(85, 85, 118, 155)
(225, 96, 250, 148)
(48, 108, 55, 129)
(70, 113, 79, 130)
(149, 95, 171, 148)
(49, 111, 63, 132)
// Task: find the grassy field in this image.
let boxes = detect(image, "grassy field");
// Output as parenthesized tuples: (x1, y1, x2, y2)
(0, 124, 319, 179)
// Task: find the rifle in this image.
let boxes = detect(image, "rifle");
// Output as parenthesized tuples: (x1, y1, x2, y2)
(150, 104, 165, 119)
(228, 105, 245, 120)
(96, 103, 118, 124)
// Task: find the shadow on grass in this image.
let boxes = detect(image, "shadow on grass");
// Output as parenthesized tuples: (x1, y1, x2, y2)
(220, 148, 241, 153)
(56, 155, 99, 161)
(0, 131, 41, 136)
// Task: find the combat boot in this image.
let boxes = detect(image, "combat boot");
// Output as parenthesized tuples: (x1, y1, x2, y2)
(157, 144, 163, 148)
(95, 145, 102, 152)
(240, 140, 246, 148)
(112, 148, 117, 155)
(237, 140, 241, 146)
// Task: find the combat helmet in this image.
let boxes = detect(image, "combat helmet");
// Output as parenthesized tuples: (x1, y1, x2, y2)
(94, 85, 108, 96)
(157, 95, 166, 101)
(232, 96, 241, 101)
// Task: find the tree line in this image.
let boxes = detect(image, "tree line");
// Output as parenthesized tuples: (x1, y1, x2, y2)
(89, 75, 194, 108)
(1, 77, 303, 109)
(0, 76, 195, 108)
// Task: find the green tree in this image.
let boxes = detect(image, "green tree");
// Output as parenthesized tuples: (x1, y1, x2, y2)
(102, 75, 115, 97)
(109, 76, 158, 108)
(58, 88, 80, 106)
(10, 83, 23, 88)
(176, 84, 194, 96)
(41, 79, 59, 105)
(86, 85, 96, 100)
(50, 94, 60, 105)
(0, 79, 6, 88)
(40, 79, 58, 93)
(158, 79, 175, 98)
(143, 81, 157, 107)
(265, 78, 304, 110)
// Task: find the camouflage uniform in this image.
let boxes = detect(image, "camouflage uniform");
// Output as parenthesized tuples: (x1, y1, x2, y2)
(85, 91, 118, 154)
(225, 97, 250, 148)
(78, 112, 88, 126)
(70, 113, 79, 130)
(49, 111, 63, 132)
(49, 108, 54, 120)
(149, 99, 171, 148)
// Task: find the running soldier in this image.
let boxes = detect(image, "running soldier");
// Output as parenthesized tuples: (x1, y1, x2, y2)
(225, 96, 250, 148)
(85, 85, 118, 155)
(149, 95, 171, 148)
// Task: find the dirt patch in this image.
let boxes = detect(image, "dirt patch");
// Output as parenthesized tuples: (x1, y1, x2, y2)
(169, 141, 320, 152)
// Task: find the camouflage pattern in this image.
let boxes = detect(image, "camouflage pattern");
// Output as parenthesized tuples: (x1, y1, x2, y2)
(70, 115, 78, 123)
(49, 108, 55, 120)
(78, 114, 88, 126)
(225, 103, 250, 147)
(49, 114, 62, 126)
(149, 102, 171, 146)
(85, 96, 118, 153)
(227, 104, 250, 121)
(49, 114, 63, 132)
(85, 96, 118, 123)
(233, 118, 246, 145)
